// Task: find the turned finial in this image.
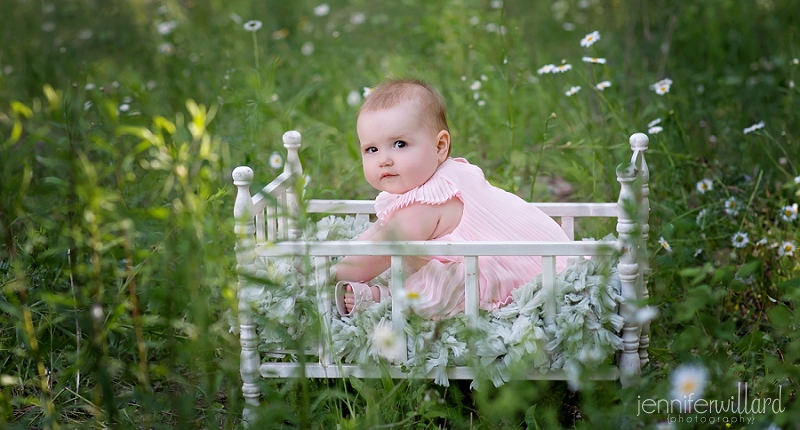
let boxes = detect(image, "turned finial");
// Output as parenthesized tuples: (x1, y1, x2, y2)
(232, 166, 254, 185)
(629, 133, 649, 152)
(282, 131, 303, 176)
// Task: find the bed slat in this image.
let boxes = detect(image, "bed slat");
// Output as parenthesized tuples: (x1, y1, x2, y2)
(464, 256, 480, 327)
(390, 255, 408, 363)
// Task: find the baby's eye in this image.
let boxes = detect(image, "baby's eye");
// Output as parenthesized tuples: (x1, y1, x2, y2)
(364, 146, 377, 154)
(393, 140, 407, 148)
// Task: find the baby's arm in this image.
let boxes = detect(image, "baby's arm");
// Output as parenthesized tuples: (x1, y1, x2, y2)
(333, 202, 452, 282)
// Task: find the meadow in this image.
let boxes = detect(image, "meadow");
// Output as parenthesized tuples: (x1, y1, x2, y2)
(1, 0, 799, 428)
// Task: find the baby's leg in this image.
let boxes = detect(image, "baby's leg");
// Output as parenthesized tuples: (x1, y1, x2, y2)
(338, 283, 390, 315)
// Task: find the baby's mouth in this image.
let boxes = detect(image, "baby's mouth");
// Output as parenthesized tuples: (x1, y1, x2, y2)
(381, 173, 397, 178)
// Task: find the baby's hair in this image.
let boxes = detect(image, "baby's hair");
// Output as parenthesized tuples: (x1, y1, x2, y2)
(360, 79, 450, 150)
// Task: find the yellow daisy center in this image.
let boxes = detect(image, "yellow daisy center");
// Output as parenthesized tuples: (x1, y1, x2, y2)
(407, 291, 420, 300)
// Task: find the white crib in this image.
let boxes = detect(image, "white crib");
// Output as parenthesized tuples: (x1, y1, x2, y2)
(231, 131, 651, 421)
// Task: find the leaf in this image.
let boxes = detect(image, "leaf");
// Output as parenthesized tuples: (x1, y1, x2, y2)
(767, 306, 792, 329)
(736, 260, 760, 278)
(776, 279, 800, 289)
(525, 405, 541, 430)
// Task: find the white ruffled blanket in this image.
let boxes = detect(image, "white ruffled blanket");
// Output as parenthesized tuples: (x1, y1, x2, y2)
(245, 215, 623, 387)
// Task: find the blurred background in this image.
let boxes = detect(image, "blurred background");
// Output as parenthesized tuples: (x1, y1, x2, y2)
(1, 0, 799, 428)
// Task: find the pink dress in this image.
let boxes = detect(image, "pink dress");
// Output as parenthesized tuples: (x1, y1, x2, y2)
(374, 158, 570, 318)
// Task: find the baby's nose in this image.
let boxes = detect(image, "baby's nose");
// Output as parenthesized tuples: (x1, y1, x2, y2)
(379, 154, 393, 166)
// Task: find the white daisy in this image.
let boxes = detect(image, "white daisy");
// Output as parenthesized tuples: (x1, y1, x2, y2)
(635, 306, 658, 324)
(346, 90, 361, 107)
(648, 126, 663, 135)
(656, 422, 676, 430)
(670, 364, 708, 401)
(743, 121, 765, 134)
(470, 80, 482, 91)
(350, 12, 366, 25)
(84, 83, 95, 90)
(362, 86, 373, 98)
(581, 56, 606, 64)
(696, 208, 708, 225)
(651, 78, 672, 95)
(537, 64, 555, 75)
(780, 203, 798, 221)
(580, 30, 600, 47)
(490, 0, 503, 8)
(595, 81, 611, 90)
(477, 100, 486, 107)
(795, 176, 800, 184)
(778, 241, 796, 257)
(158, 42, 175, 55)
(480, 74, 488, 81)
(565, 86, 581, 97)
(301, 41, 314, 56)
(647, 118, 662, 128)
(313, 3, 330, 16)
(731, 232, 749, 248)
(157, 20, 178, 35)
(371, 320, 403, 360)
(723, 197, 740, 216)
(552, 64, 572, 73)
(754, 237, 768, 254)
(658, 236, 672, 253)
(119, 103, 130, 112)
(243, 20, 263, 32)
(696, 178, 713, 194)
(269, 152, 283, 169)
(78, 29, 93, 40)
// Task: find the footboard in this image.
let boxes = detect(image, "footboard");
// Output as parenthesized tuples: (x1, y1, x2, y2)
(232, 131, 650, 419)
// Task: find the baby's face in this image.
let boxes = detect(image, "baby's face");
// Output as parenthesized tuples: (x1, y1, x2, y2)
(357, 101, 448, 194)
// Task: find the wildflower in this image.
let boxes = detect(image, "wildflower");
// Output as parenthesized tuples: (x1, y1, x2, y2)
(794, 58, 800, 65)
(581, 56, 606, 64)
(301, 41, 314, 56)
(229, 13, 242, 24)
(595, 81, 611, 90)
(158, 42, 175, 55)
(243, 20, 263, 32)
(470, 80, 482, 91)
(670, 364, 708, 401)
(696, 178, 713, 194)
(723, 197, 740, 216)
(480, 74, 488, 81)
(119, 104, 130, 113)
(795, 176, 800, 184)
(3, 66, 13, 75)
(485, 23, 498, 33)
(743, 121, 765, 134)
(648, 126, 663, 135)
(83, 101, 92, 111)
(269, 152, 283, 169)
(651, 78, 672, 95)
(635, 306, 658, 324)
(552, 64, 572, 73)
(473, 92, 480, 100)
(731, 232, 749, 248)
(696, 208, 707, 225)
(647, 118, 662, 128)
(158, 20, 178, 35)
(563, 22, 576, 31)
(754, 237, 768, 255)
(693, 248, 703, 257)
(397, 289, 422, 309)
(780, 203, 798, 221)
(580, 30, 600, 47)
(371, 320, 403, 360)
(362, 87, 373, 98)
(658, 237, 672, 253)
(490, 0, 503, 8)
(77, 29, 93, 40)
(350, 12, 366, 25)
(537, 64, 555, 75)
(84, 83, 95, 90)
(778, 241, 796, 257)
(346, 90, 361, 107)
(565, 86, 581, 97)
(313, 3, 330, 16)
(477, 100, 486, 107)
(469, 16, 480, 26)
(42, 22, 56, 32)
(656, 422, 675, 430)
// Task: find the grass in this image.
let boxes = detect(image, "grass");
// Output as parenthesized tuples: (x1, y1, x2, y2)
(1, 0, 799, 428)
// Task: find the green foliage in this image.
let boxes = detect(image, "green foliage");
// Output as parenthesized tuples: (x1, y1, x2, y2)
(1, 0, 799, 428)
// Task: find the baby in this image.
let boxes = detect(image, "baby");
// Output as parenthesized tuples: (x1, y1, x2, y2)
(334, 78, 570, 318)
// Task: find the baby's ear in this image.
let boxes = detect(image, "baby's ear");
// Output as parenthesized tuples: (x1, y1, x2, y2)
(436, 130, 450, 161)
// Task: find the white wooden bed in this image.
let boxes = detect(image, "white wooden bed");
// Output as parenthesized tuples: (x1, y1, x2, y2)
(231, 131, 651, 421)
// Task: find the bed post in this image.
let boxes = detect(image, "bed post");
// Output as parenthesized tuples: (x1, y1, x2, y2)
(616, 161, 641, 387)
(282, 131, 303, 240)
(630, 133, 651, 368)
(232, 166, 261, 424)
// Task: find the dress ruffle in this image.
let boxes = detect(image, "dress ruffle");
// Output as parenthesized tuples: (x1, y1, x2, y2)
(374, 174, 462, 225)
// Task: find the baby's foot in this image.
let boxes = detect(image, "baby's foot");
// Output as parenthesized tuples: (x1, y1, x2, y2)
(343, 284, 381, 313)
